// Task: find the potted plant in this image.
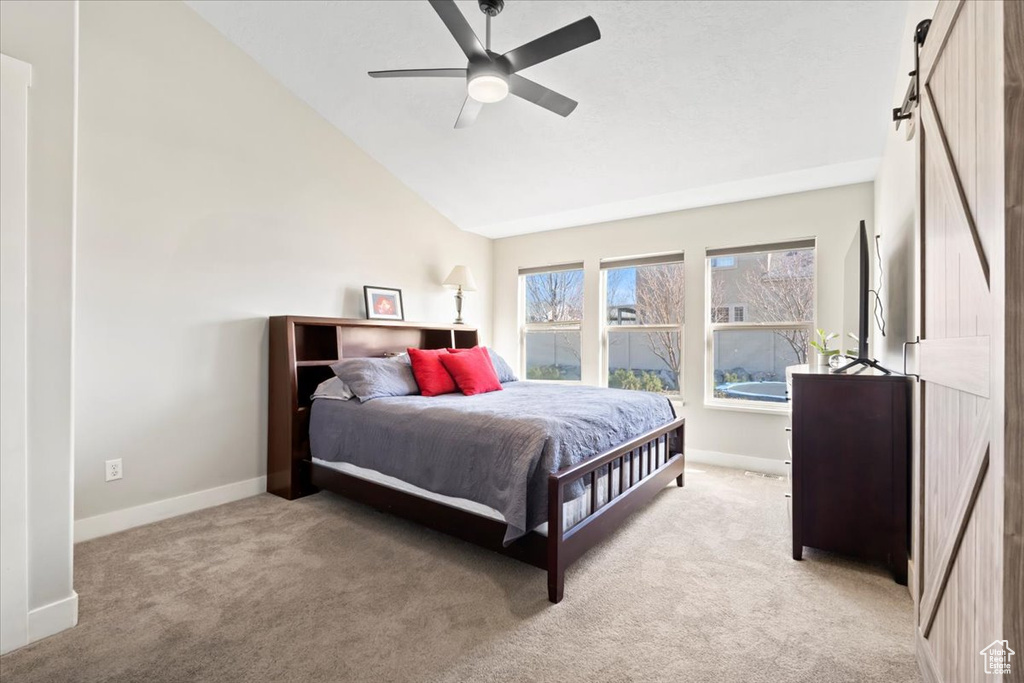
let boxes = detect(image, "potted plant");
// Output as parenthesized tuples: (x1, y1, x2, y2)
(809, 329, 839, 369)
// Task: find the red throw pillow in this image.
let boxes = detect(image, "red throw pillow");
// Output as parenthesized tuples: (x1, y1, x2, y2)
(407, 348, 457, 396)
(438, 346, 502, 396)
(447, 346, 491, 359)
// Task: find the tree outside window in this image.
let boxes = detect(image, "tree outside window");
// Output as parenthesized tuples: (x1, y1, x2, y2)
(708, 244, 814, 405)
(521, 268, 584, 381)
(603, 256, 684, 394)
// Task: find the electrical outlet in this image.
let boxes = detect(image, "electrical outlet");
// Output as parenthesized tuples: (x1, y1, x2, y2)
(105, 458, 122, 482)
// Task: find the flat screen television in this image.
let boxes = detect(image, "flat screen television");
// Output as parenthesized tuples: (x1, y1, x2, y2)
(834, 220, 890, 374)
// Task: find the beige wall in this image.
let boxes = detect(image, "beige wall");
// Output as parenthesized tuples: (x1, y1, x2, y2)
(73, 1, 492, 521)
(493, 183, 874, 465)
(68, 0, 917, 521)
(0, 0, 79, 648)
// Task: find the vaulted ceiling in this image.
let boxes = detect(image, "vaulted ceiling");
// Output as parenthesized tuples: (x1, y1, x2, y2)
(187, 1, 907, 238)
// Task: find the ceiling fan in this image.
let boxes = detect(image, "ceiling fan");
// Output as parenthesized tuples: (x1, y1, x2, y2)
(369, 0, 601, 129)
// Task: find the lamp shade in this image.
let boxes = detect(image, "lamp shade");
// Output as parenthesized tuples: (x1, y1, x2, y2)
(443, 265, 478, 292)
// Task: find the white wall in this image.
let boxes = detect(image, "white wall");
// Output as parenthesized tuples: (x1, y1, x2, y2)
(73, 0, 491, 525)
(0, 0, 79, 652)
(493, 183, 874, 467)
(873, 0, 938, 371)
(872, 2, 937, 597)
(0, 51, 32, 658)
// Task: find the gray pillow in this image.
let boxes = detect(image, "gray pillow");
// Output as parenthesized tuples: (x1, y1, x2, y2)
(329, 357, 420, 402)
(487, 349, 519, 383)
(311, 377, 354, 402)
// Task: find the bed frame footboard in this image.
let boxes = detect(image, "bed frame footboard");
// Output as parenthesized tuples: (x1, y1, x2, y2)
(547, 417, 686, 603)
(272, 317, 687, 604)
(306, 417, 686, 605)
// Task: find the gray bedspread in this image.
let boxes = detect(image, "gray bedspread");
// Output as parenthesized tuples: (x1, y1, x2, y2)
(309, 381, 675, 543)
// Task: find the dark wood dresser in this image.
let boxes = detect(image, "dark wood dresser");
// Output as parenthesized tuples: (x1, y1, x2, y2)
(790, 369, 911, 584)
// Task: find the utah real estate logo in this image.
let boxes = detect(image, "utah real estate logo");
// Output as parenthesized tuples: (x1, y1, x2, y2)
(979, 640, 1014, 675)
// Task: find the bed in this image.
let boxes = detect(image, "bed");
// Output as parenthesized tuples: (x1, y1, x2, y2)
(267, 316, 686, 603)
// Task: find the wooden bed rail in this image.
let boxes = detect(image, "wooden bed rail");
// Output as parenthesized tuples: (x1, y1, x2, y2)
(546, 417, 686, 603)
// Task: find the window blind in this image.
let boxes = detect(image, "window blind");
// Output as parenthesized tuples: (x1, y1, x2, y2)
(518, 262, 585, 276)
(599, 252, 684, 269)
(706, 239, 815, 257)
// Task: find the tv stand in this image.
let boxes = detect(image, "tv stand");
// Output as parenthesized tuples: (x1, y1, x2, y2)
(831, 356, 892, 375)
(790, 369, 910, 584)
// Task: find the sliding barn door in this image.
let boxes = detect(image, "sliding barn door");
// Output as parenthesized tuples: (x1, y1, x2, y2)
(914, 1, 1021, 681)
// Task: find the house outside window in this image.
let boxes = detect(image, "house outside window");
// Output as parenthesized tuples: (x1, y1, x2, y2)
(711, 304, 746, 323)
(519, 263, 584, 381)
(706, 240, 815, 408)
(601, 253, 684, 394)
(709, 256, 736, 269)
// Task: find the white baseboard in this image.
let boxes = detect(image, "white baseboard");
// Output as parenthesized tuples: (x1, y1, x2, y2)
(27, 591, 78, 644)
(686, 449, 789, 476)
(75, 476, 267, 543)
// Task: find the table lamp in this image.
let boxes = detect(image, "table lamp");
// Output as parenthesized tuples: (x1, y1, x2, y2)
(442, 265, 477, 325)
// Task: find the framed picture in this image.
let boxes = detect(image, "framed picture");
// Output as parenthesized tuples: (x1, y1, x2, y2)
(363, 286, 405, 321)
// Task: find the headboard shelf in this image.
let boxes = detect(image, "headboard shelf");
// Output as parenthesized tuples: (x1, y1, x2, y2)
(282, 315, 478, 332)
(294, 323, 340, 362)
(268, 316, 479, 499)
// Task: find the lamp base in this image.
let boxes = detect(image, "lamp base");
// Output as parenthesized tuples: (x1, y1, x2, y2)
(453, 288, 465, 326)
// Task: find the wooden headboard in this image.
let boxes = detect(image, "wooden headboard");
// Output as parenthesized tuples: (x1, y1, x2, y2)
(267, 316, 479, 499)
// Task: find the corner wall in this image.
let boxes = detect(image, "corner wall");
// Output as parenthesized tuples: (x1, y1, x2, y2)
(872, 0, 939, 372)
(0, 0, 79, 653)
(492, 183, 874, 468)
(73, 1, 491, 530)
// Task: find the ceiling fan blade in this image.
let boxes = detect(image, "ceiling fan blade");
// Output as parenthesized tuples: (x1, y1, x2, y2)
(509, 75, 578, 117)
(428, 0, 486, 60)
(502, 16, 600, 73)
(454, 96, 483, 129)
(368, 68, 467, 79)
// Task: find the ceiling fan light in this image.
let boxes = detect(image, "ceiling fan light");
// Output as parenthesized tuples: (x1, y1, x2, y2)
(467, 75, 509, 103)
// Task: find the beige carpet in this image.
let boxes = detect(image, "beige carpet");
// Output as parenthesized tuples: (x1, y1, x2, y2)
(1, 465, 919, 683)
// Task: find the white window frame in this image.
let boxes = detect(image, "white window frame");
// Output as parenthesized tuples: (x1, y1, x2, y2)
(599, 254, 685, 396)
(704, 242, 816, 414)
(518, 264, 584, 384)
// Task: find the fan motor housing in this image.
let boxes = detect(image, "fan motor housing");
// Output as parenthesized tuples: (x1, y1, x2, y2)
(467, 54, 510, 103)
(467, 54, 511, 82)
(478, 0, 504, 17)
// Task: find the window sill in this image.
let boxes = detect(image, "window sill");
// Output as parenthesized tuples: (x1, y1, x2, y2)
(703, 399, 791, 416)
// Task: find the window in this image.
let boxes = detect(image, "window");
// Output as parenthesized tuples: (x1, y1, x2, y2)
(706, 241, 815, 408)
(602, 253, 684, 394)
(520, 264, 584, 381)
